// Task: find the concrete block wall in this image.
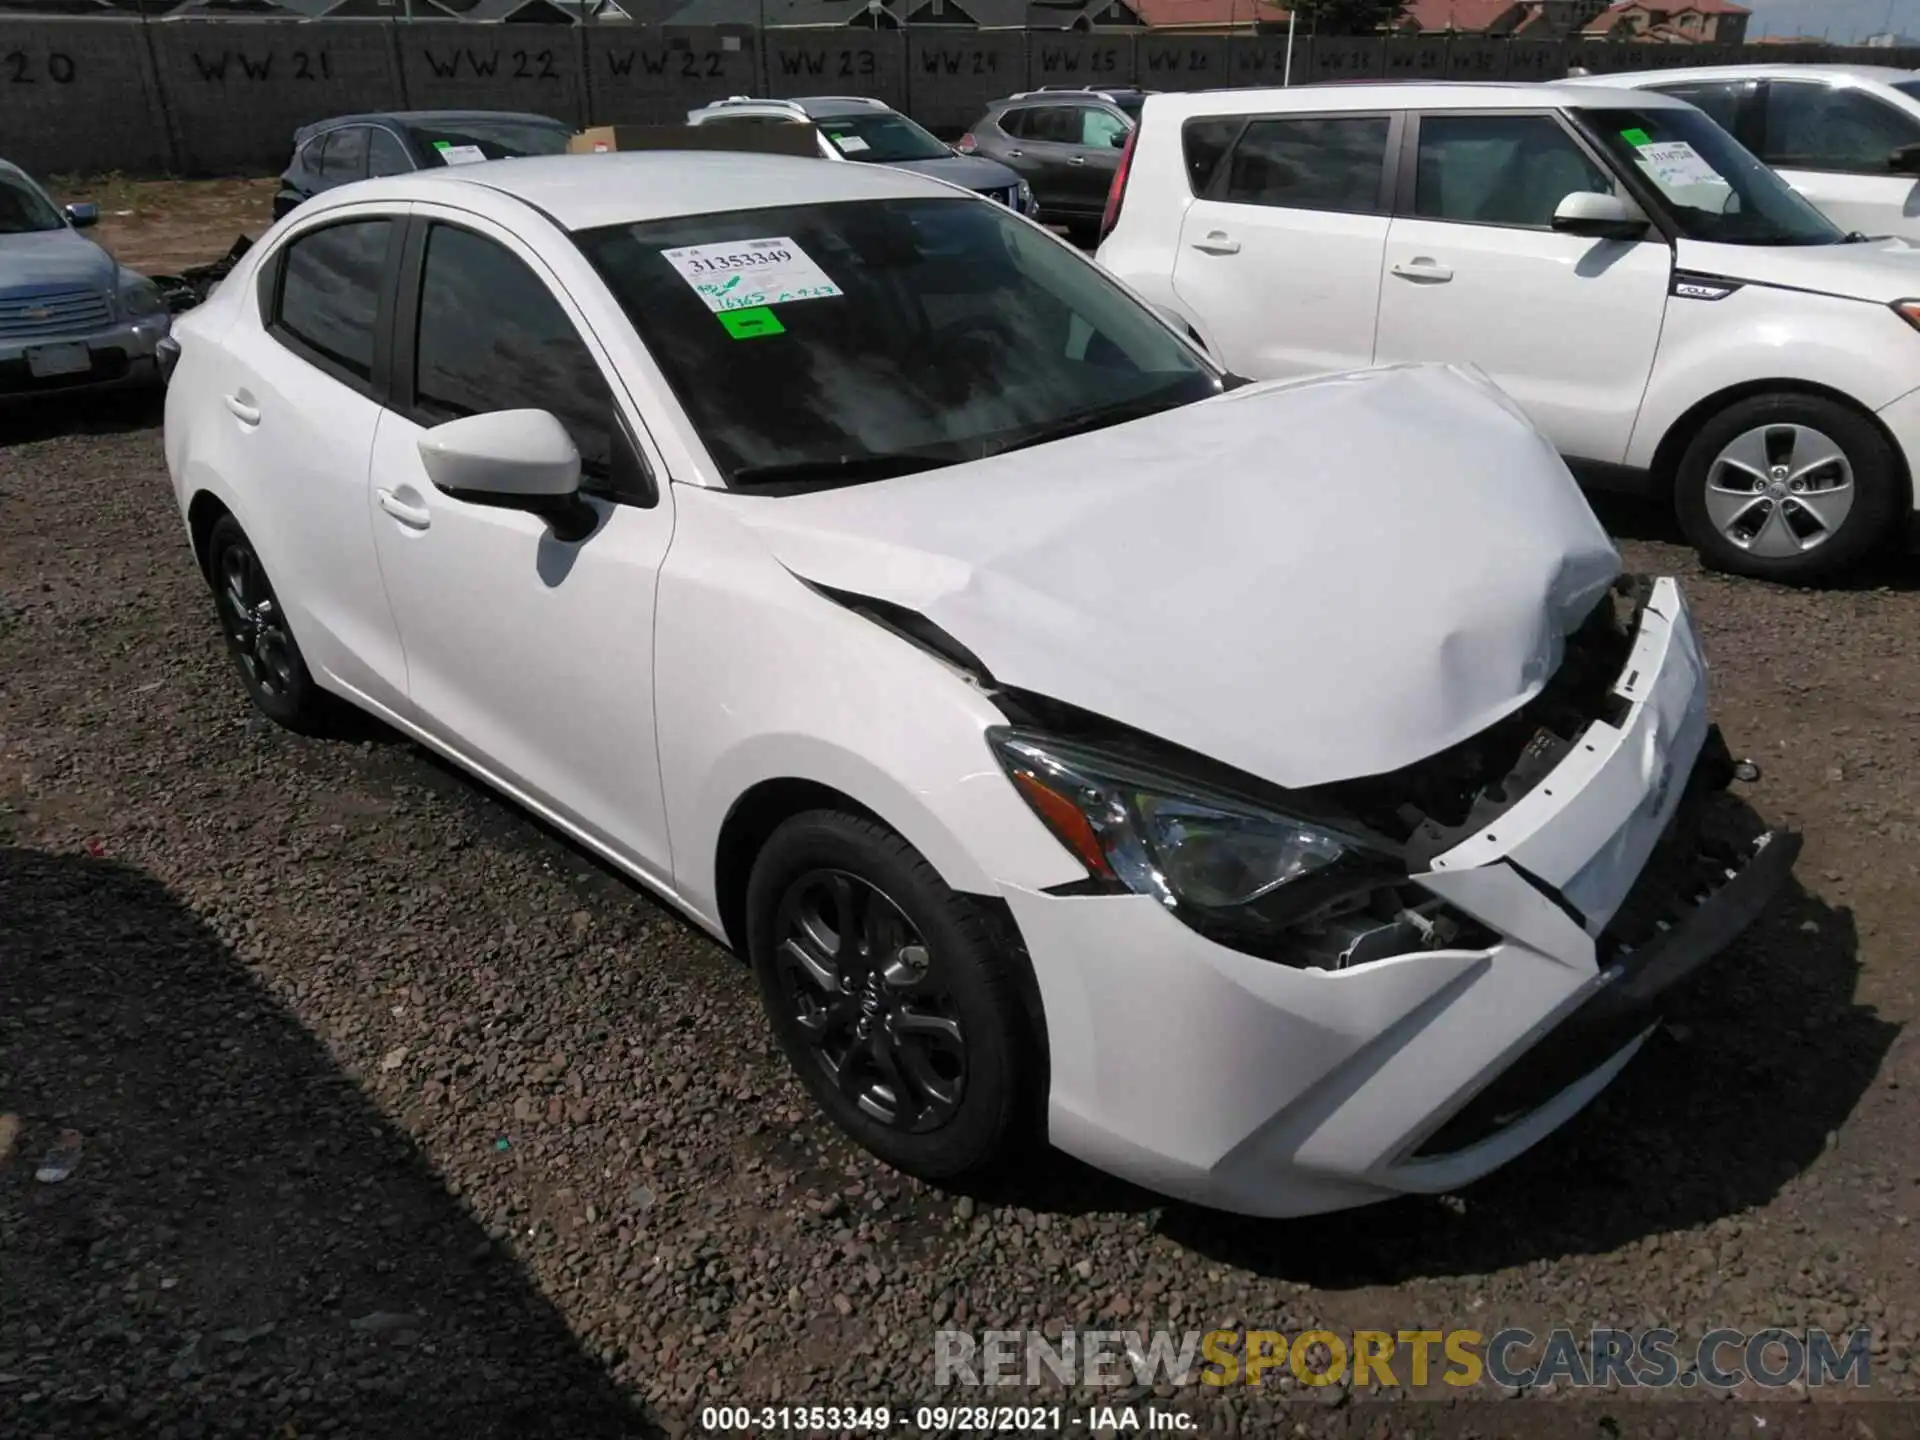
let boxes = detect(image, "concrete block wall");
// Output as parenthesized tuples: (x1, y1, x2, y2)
(4, 19, 1919, 177)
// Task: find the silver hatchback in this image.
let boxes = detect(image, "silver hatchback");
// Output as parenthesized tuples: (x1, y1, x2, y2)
(0, 161, 169, 399)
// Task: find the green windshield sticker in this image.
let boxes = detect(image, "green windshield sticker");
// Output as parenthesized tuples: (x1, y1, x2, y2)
(1621, 127, 1651, 147)
(718, 306, 785, 340)
(433, 139, 452, 150)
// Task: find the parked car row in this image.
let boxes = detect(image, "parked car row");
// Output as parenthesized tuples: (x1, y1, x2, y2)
(165, 139, 1800, 1218)
(1098, 78, 1920, 583)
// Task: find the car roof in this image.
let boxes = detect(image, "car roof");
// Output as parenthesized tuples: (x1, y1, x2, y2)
(308, 150, 952, 231)
(1573, 62, 1919, 86)
(693, 95, 898, 119)
(1141, 80, 1695, 118)
(992, 87, 1152, 105)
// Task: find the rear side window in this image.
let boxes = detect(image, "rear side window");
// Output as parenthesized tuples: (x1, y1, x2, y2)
(273, 219, 392, 384)
(1022, 107, 1082, 143)
(412, 224, 613, 477)
(1413, 113, 1612, 228)
(1182, 118, 1241, 193)
(318, 127, 368, 183)
(1219, 115, 1391, 213)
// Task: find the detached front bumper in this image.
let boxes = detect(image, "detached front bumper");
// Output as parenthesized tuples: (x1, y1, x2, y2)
(1002, 578, 1797, 1217)
(0, 314, 171, 397)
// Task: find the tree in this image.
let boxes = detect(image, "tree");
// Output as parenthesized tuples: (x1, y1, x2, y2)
(1281, 0, 1408, 33)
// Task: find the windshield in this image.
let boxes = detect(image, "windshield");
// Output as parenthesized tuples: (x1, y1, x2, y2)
(1894, 79, 1920, 102)
(1575, 105, 1844, 247)
(405, 118, 572, 165)
(813, 112, 952, 163)
(0, 172, 66, 235)
(575, 197, 1219, 487)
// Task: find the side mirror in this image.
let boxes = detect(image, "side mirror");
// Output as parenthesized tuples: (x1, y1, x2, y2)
(1110, 129, 1130, 148)
(1891, 142, 1920, 175)
(65, 201, 98, 229)
(418, 409, 597, 542)
(1551, 190, 1648, 240)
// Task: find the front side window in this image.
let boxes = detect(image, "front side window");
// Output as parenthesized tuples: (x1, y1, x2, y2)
(1575, 105, 1845, 246)
(1079, 108, 1130, 149)
(1414, 113, 1613, 228)
(274, 219, 392, 382)
(319, 127, 368, 183)
(816, 111, 953, 163)
(368, 128, 411, 178)
(1219, 115, 1390, 214)
(412, 224, 613, 475)
(1759, 81, 1920, 175)
(0, 170, 64, 234)
(574, 197, 1219, 487)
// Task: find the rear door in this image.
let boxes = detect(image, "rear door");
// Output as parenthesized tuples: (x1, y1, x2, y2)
(1171, 109, 1398, 380)
(1011, 105, 1096, 216)
(1372, 109, 1670, 464)
(1752, 78, 1920, 238)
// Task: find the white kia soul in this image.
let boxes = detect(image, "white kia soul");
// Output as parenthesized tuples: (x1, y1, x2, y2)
(1097, 81, 1920, 582)
(164, 153, 1796, 1217)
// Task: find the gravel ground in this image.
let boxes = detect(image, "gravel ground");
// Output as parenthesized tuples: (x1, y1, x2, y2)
(4, 395, 1920, 1440)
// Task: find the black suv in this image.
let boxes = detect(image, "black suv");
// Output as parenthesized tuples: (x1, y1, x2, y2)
(959, 88, 1153, 244)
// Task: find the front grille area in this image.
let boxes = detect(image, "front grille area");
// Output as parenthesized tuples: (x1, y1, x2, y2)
(0, 287, 113, 340)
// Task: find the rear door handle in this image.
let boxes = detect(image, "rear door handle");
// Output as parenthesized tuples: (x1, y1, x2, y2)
(1005, 148, 1023, 158)
(222, 393, 260, 425)
(1189, 232, 1241, 255)
(377, 488, 431, 530)
(1067, 155, 1086, 166)
(1391, 259, 1454, 283)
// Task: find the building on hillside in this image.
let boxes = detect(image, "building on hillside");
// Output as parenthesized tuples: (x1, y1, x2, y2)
(1580, 0, 1749, 43)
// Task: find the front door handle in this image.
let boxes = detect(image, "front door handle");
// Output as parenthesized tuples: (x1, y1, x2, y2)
(222, 392, 260, 425)
(1391, 258, 1454, 283)
(1190, 232, 1241, 255)
(1004, 148, 1023, 158)
(377, 488, 431, 530)
(1067, 155, 1086, 166)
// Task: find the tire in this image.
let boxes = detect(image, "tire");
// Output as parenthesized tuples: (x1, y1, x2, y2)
(744, 809, 1036, 1182)
(1674, 392, 1902, 582)
(204, 514, 329, 734)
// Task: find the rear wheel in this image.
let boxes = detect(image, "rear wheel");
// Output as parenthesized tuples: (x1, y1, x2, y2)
(205, 514, 327, 733)
(745, 810, 1035, 1181)
(1674, 393, 1901, 582)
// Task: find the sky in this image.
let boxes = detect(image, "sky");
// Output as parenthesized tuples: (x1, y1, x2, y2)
(1746, 0, 1920, 42)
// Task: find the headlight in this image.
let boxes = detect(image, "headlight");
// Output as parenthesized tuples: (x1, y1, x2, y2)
(989, 728, 1402, 949)
(118, 276, 165, 319)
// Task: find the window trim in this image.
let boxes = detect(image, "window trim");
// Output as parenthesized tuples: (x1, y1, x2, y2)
(1395, 107, 1646, 236)
(260, 213, 404, 402)
(1189, 109, 1404, 215)
(389, 214, 658, 508)
(1755, 78, 1920, 177)
(367, 124, 416, 178)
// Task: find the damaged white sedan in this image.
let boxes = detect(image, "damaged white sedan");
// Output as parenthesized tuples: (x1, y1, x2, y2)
(163, 151, 1798, 1217)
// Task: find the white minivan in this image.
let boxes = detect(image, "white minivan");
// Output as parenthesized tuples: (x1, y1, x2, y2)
(1097, 81, 1920, 581)
(1574, 65, 1920, 243)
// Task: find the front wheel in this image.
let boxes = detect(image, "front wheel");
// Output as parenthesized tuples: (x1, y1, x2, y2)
(744, 810, 1036, 1182)
(1674, 393, 1902, 582)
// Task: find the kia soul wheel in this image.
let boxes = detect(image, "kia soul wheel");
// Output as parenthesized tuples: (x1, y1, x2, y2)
(745, 810, 1034, 1181)
(1676, 394, 1900, 582)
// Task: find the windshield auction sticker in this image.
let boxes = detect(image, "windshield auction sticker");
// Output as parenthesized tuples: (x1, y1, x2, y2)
(661, 238, 843, 314)
(1626, 135, 1729, 193)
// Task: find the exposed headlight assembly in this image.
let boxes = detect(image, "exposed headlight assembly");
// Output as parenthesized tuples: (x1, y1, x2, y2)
(988, 728, 1406, 957)
(118, 276, 166, 319)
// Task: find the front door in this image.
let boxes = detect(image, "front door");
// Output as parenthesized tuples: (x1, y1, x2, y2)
(367, 210, 677, 878)
(1172, 110, 1397, 381)
(1372, 110, 1671, 465)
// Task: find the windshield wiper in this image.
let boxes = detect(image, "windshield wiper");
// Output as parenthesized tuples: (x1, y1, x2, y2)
(728, 451, 953, 490)
(977, 390, 1189, 461)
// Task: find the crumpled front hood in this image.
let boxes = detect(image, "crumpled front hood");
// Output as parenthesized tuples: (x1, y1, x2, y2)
(1678, 234, 1920, 305)
(735, 364, 1622, 789)
(883, 153, 1021, 193)
(0, 227, 115, 295)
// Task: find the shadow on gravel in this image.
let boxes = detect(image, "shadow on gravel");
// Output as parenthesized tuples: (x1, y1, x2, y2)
(0, 844, 654, 1438)
(0, 391, 164, 446)
(1156, 868, 1895, 1286)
